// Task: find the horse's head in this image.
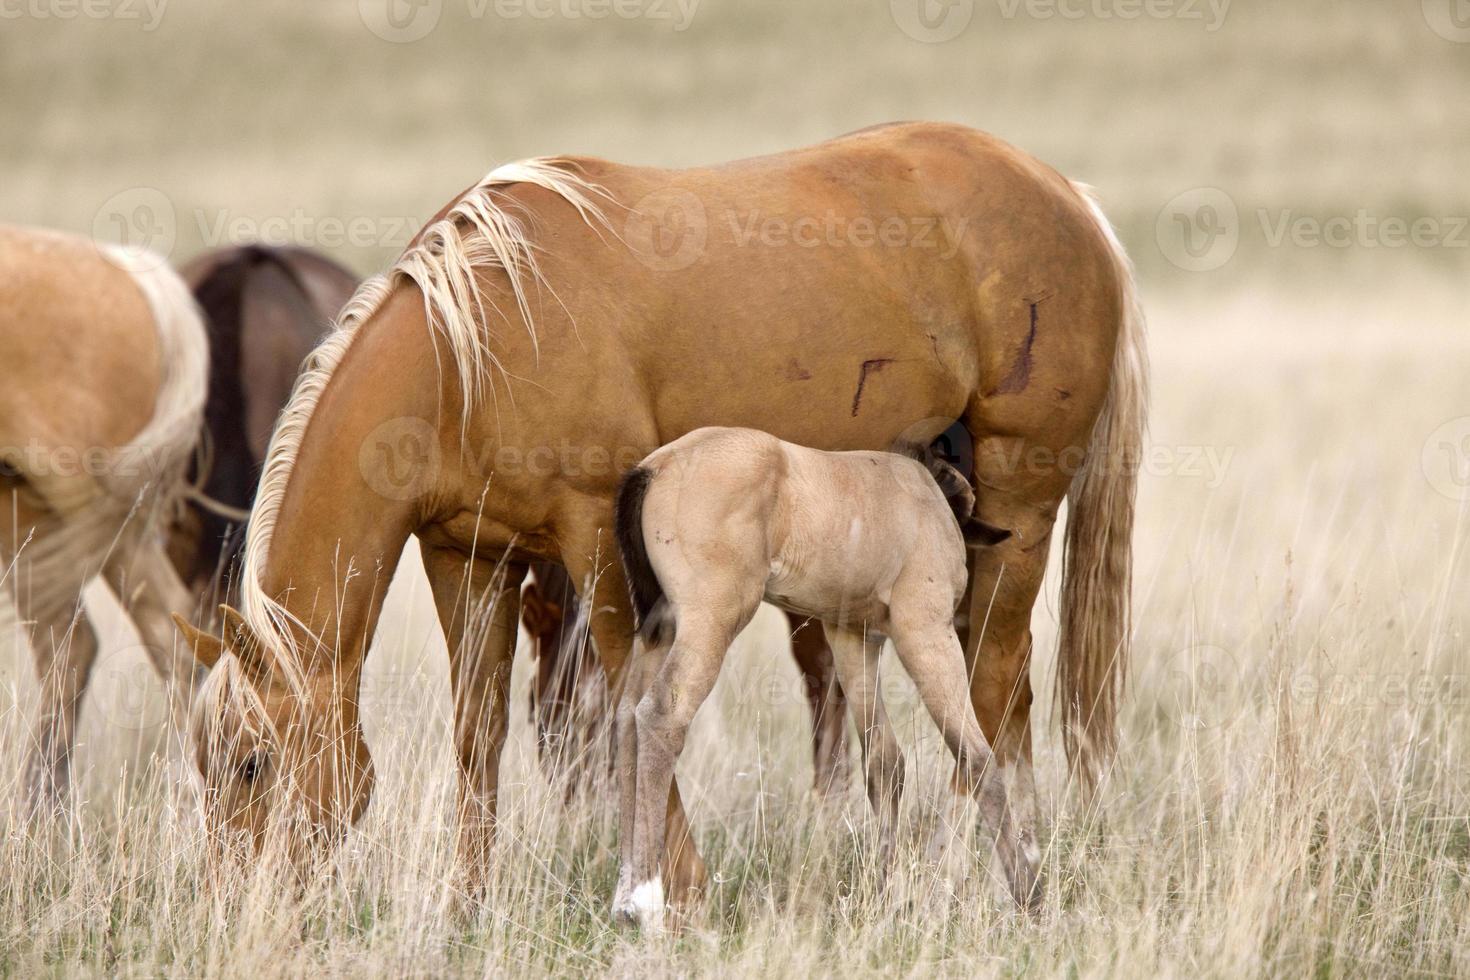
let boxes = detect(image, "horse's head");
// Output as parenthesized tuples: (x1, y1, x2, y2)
(173, 607, 374, 865)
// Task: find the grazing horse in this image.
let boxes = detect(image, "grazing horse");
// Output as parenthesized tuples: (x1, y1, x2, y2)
(0, 224, 207, 807)
(169, 245, 357, 603)
(173, 123, 1147, 912)
(610, 427, 1040, 927)
(523, 562, 850, 799)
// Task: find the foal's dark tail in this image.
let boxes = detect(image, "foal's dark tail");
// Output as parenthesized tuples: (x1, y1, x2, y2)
(614, 466, 667, 642)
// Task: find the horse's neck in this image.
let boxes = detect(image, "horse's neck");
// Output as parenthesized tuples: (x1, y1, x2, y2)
(257, 293, 440, 675)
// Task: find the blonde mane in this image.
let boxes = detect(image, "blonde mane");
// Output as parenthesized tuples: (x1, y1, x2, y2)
(237, 159, 613, 678)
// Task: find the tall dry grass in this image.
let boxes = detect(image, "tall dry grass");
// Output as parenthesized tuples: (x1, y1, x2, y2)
(3, 289, 1466, 977)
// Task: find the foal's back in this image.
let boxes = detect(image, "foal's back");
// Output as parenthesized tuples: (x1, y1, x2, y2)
(638, 426, 968, 628)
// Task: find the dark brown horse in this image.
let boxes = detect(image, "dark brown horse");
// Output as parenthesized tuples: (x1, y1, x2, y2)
(169, 246, 357, 604)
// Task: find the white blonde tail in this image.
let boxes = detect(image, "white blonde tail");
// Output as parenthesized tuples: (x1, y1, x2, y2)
(1057, 185, 1150, 788)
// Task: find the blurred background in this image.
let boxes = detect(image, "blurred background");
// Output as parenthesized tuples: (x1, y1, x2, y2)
(3, 0, 1468, 884)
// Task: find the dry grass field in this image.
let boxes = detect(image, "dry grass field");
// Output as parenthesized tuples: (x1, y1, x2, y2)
(2, 0, 1468, 975)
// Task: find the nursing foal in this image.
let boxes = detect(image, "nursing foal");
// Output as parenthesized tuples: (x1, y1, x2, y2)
(611, 427, 1040, 928)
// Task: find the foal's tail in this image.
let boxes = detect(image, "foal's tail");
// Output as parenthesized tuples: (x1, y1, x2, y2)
(1058, 184, 1150, 790)
(614, 466, 666, 642)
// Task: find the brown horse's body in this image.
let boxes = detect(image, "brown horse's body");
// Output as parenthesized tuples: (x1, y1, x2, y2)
(0, 225, 207, 805)
(180, 123, 1147, 913)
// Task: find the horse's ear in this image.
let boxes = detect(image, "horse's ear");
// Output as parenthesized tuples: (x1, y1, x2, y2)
(173, 613, 224, 670)
(218, 604, 280, 686)
(520, 585, 563, 644)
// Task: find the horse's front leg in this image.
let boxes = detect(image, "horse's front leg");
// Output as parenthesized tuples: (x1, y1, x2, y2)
(423, 545, 528, 895)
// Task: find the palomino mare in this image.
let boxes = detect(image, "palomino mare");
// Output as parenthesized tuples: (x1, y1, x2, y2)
(169, 245, 357, 603)
(522, 562, 851, 799)
(610, 427, 1038, 926)
(0, 225, 207, 807)
(174, 123, 1147, 913)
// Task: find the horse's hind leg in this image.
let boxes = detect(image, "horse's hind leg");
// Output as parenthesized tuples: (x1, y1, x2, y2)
(25, 602, 99, 811)
(821, 623, 902, 872)
(888, 615, 1041, 911)
(788, 612, 850, 800)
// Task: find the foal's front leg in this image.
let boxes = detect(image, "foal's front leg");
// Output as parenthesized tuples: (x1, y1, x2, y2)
(424, 547, 527, 895)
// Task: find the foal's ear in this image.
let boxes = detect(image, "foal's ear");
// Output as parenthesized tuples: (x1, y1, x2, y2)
(172, 613, 224, 670)
(967, 519, 1014, 547)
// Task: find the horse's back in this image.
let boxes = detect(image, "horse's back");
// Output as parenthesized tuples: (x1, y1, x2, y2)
(511, 124, 1121, 459)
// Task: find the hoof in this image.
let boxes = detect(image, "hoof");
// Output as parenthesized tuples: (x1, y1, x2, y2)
(610, 878, 666, 934)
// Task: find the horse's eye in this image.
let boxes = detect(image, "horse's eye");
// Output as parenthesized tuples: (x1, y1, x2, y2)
(238, 753, 265, 783)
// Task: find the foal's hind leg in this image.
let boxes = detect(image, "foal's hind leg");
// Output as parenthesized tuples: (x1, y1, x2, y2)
(618, 599, 760, 931)
(888, 611, 1041, 911)
(613, 628, 670, 916)
(822, 624, 902, 872)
